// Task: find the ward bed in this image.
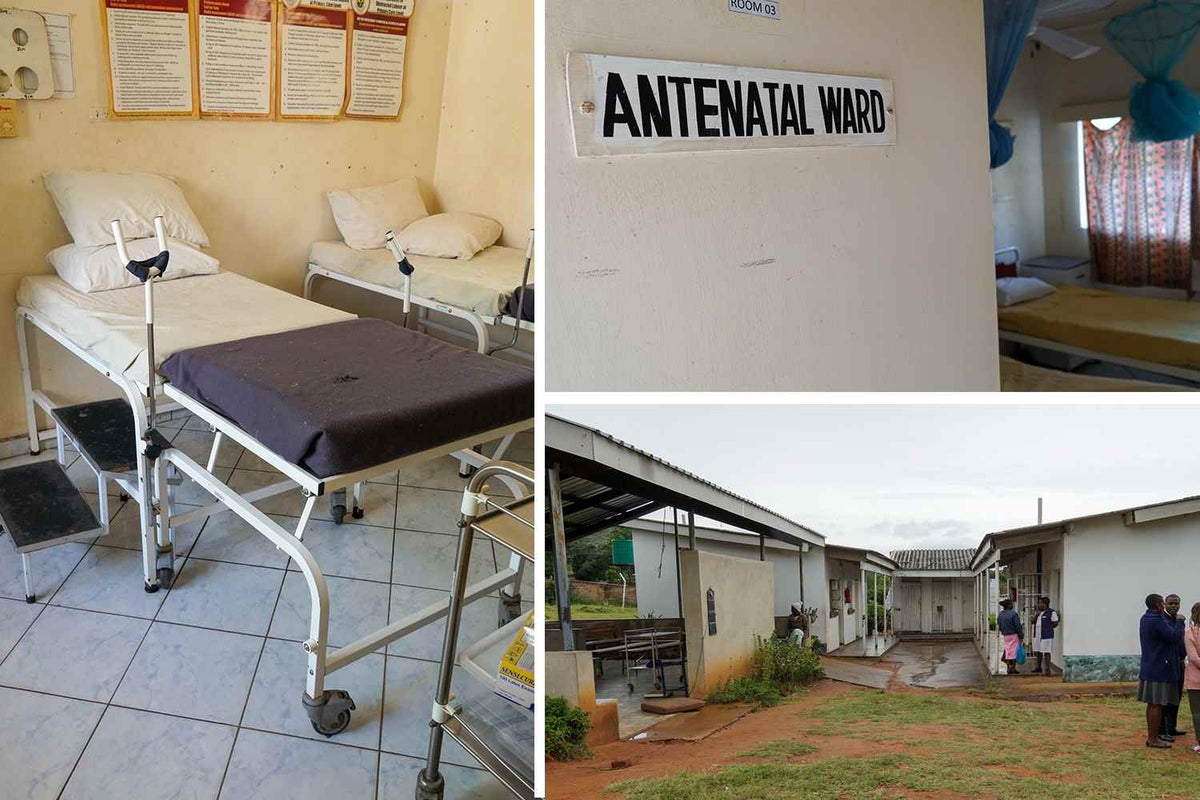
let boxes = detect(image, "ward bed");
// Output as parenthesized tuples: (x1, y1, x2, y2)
(997, 284, 1200, 383)
(305, 239, 534, 356)
(16, 253, 533, 743)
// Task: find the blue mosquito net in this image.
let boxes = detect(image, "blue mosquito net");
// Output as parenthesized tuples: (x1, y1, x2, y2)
(985, 0, 1039, 168)
(1106, 1, 1200, 142)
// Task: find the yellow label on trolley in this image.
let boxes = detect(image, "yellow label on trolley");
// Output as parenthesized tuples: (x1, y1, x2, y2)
(495, 611, 534, 710)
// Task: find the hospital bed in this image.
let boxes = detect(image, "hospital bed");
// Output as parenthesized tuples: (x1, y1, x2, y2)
(304, 233, 534, 358)
(15, 218, 534, 737)
(997, 284, 1200, 384)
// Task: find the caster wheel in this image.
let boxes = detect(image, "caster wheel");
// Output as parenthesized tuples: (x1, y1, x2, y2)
(157, 567, 174, 589)
(305, 689, 355, 737)
(351, 507, 364, 519)
(331, 505, 346, 526)
(25, 594, 35, 604)
(628, 683, 635, 693)
(311, 708, 352, 737)
(144, 581, 160, 594)
(119, 493, 130, 502)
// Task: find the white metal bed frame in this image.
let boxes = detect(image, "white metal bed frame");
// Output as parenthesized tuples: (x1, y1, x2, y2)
(15, 220, 531, 735)
(303, 231, 534, 359)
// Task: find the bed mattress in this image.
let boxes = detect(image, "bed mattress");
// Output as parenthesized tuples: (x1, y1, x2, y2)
(999, 357, 1189, 392)
(308, 241, 532, 319)
(161, 318, 533, 478)
(997, 285, 1200, 371)
(18, 272, 354, 383)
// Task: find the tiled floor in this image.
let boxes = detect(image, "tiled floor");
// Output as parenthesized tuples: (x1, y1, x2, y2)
(0, 414, 533, 800)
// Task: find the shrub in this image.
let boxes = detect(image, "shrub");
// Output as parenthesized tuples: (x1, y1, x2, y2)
(546, 696, 592, 761)
(708, 636, 824, 710)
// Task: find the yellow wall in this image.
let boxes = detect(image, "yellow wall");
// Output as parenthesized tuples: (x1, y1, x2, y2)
(434, 0, 533, 249)
(0, 0, 530, 441)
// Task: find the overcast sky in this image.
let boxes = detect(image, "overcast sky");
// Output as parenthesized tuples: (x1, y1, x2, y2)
(550, 404, 1200, 554)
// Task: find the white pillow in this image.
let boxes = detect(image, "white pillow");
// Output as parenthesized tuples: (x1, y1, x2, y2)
(327, 178, 428, 250)
(47, 238, 220, 293)
(395, 212, 502, 260)
(996, 277, 1056, 307)
(43, 171, 209, 248)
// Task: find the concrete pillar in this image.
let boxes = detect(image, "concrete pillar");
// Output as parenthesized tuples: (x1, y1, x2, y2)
(547, 463, 574, 651)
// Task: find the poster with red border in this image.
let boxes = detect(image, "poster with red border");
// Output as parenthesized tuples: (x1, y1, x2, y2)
(100, 0, 199, 118)
(198, 0, 276, 119)
(275, 0, 350, 121)
(344, 6, 409, 120)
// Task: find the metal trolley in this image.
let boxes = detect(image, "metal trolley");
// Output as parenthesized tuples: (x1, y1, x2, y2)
(416, 461, 534, 800)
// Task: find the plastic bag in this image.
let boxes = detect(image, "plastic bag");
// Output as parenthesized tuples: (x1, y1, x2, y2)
(1015, 641, 1026, 665)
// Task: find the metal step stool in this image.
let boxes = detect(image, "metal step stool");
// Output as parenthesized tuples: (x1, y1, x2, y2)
(50, 399, 141, 522)
(0, 461, 106, 602)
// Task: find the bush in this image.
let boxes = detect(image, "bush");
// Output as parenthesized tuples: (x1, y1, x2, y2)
(708, 636, 824, 710)
(754, 635, 823, 694)
(546, 696, 592, 761)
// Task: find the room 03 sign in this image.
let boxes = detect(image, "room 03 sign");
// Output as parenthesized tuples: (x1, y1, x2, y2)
(567, 53, 896, 157)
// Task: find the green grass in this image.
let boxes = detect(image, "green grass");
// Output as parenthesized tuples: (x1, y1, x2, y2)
(546, 603, 639, 620)
(734, 740, 818, 759)
(605, 692, 1200, 799)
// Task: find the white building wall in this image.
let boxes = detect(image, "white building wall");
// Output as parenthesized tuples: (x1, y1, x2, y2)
(1064, 514, 1200, 659)
(631, 528, 826, 621)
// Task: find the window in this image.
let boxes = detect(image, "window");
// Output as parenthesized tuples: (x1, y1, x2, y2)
(1077, 117, 1123, 229)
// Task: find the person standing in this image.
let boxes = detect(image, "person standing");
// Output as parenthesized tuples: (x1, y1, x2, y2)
(997, 598, 1023, 675)
(1032, 596, 1059, 676)
(1139, 593, 1185, 749)
(1160, 594, 1188, 742)
(1184, 602, 1200, 755)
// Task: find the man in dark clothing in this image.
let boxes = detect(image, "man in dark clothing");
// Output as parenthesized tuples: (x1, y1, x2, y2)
(1140, 593, 1186, 748)
(1160, 593, 1189, 742)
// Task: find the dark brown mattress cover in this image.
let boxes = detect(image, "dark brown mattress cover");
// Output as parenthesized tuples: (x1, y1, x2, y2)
(161, 318, 532, 478)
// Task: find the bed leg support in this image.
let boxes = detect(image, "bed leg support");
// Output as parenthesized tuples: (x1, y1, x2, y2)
(137, 454, 159, 593)
(351, 482, 363, 519)
(16, 312, 40, 455)
(154, 457, 174, 589)
(329, 489, 348, 526)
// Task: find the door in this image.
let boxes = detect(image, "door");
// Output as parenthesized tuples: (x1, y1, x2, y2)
(931, 580, 954, 633)
(897, 579, 922, 632)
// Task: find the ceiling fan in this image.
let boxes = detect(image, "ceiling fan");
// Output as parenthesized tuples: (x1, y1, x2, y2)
(1029, 0, 1117, 60)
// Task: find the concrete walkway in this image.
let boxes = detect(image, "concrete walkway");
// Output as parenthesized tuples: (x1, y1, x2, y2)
(881, 640, 989, 688)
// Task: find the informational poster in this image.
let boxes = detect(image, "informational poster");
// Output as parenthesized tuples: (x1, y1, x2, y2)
(567, 53, 896, 157)
(198, 0, 275, 118)
(277, 0, 350, 120)
(42, 12, 75, 98)
(344, 6, 408, 119)
(100, 0, 198, 117)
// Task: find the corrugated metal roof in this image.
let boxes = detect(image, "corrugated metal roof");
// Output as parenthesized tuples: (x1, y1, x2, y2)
(890, 549, 974, 571)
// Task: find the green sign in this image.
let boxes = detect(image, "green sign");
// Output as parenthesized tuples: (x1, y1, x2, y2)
(611, 539, 634, 566)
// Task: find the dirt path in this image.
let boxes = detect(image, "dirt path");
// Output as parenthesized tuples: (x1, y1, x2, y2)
(545, 680, 1200, 799)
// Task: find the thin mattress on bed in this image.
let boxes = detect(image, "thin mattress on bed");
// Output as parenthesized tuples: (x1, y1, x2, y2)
(997, 285, 1200, 371)
(308, 241, 531, 318)
(18, 272, 354, 383)
(161, 318, 533, 478)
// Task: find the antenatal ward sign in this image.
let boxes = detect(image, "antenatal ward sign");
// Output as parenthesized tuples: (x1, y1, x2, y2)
(567, 53, 896, 157)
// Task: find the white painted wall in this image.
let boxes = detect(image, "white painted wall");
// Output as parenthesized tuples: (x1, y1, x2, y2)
(1063, 513, 1200, 659)
(991, 45, 1045, 262)
(546, 0, 999, 391)
(630, 526, 826, 621)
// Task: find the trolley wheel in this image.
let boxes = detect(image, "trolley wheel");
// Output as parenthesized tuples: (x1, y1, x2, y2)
(331, 505, 347, 526)
(25, 594, 35, 604)
(415, 768, 445, 800)
(304, 689, 356, 738)
(119, 492, 130, 502)
(351, 506, 364, 520)
(156, 566, 174, 590)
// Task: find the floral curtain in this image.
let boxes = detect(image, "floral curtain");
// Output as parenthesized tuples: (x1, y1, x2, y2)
(1083, 119, 1194, 290)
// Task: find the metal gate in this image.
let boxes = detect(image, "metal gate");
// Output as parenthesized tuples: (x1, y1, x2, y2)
(1014, 573, 1042, 640)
